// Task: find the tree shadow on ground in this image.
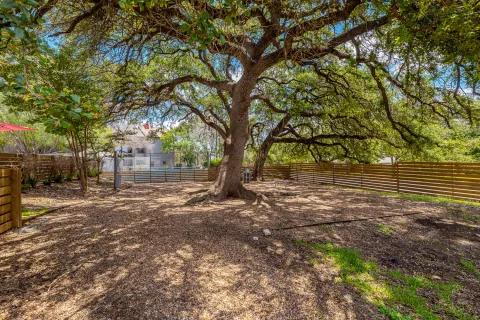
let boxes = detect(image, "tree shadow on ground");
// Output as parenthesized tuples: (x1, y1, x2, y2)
(0, 181, 479, 319)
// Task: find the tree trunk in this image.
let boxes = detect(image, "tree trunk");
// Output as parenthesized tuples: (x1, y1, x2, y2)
(211, 75, 256, 199)
(212, 106, 250, 198)
(252, 138, 274, 181)
(96, 158, 102, 184)
(67, 131, 88, 194)
(252, 114, 292, 181)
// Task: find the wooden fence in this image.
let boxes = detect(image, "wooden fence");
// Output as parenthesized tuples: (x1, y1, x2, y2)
(0, 153, 75, 181)
(101, 162, 480, 202)
(102, 169, 211, 183)
(0, 168, 22, 234)
(289, 162, 480, 201)
(215, 162, 480, 201)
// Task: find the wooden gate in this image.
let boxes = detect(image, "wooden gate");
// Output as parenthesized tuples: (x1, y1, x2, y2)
(0, 168, 22, 234)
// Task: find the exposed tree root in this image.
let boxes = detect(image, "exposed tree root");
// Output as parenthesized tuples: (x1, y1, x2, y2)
(186, 189, 210, 196)
(271, 211, 423, 230)
(185, 186, 260, 205)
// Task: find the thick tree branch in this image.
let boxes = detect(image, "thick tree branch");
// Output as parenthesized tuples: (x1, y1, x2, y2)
(175, 97, 227, 140)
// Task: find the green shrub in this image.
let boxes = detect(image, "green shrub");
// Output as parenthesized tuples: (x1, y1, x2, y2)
(43, 180, 52, 186)
(87, 168, 101, 177)
(27, 177, 38, 188)
(21, 184, 29, 193)
(209, 158, 222, 168)
(53, 174, 64, 183)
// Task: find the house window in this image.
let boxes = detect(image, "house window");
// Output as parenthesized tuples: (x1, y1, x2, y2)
(136, 148, 146, 154)
(162, 160, 166, 165)
(127, 147, 133, 153)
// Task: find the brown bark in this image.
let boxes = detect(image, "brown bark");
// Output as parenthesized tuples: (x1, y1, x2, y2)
(252, 139, 273, 181)
(252, 115, 292, 181)
(67, 130, 88, 194)
(210, 74, 257, 199)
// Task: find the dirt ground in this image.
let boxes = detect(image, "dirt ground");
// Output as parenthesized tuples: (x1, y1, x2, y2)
(0, 180, 479, 319)
(21, 179, 118, 211)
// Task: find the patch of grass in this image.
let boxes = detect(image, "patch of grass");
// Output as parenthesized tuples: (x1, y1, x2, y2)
(304, 241, 477, 320)
(447, 207, 480, 224)
(379, 306, 414, 320)
(22, 208, 49, 218)
(460, 260, 480, 279)
(369, 190, 480, 207)
(376, 224, 393, 236)
(318, 225, 333, 233)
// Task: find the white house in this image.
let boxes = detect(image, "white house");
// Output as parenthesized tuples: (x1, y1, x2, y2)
(103, 124, 177, 172)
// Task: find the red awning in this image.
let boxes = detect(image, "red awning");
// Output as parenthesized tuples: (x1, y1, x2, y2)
(0, 122, 35, 132)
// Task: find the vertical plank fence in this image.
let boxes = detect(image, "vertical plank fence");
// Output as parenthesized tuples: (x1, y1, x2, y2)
(0, 168, 22, 234)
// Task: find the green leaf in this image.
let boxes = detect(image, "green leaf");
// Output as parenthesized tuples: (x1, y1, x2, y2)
(73, 107, 83, 113)
(25, 0, 39, 6)
(60, 120, 73, 128)
(67, 111, 81, 119)
(70, 94, 81, 104)
(13, 27, 26, 39)
(219, 34, 226, 44)
(90, 104, 100, 112)
(15, 74, 24, 84)
(81, 112, 94, 119)
(0, 0, 17, 9)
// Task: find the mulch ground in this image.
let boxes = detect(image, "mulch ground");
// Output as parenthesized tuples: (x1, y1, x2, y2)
(0, 180, 479, 319)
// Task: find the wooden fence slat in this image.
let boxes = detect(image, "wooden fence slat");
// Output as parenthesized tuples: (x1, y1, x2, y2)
(0, 203, 11, 214)
(0, 221, 12, 234)
(0, 186, 12, 196)
(0, 212, 12, 224)
(10, 168, 21, 228)
(0, 177, 10, 187)
(0, 168, 11, 177)
(0, 195, 12, 206)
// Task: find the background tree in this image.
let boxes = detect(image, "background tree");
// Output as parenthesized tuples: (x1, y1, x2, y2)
(1, 39, 116, 192)
(0, 102, 68, 153)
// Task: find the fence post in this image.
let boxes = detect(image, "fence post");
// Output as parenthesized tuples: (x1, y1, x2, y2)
(395, 162, 399, 193)
(11, 168, 22, 228)
(360, 164, 363, 188)
(312, 164, 315, 184)
(451, 163, 455, 199)
(33, 153, 38, 180)
(134, 170, 136, 183)
(180, 169, 182, 182)
(165, 170, 167, 182)
(149, 154, 152, 183)
(194, 170, 196, 182)
(332, 163, 336, 185)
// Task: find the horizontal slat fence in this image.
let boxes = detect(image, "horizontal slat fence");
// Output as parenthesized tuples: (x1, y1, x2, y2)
(290, 162, 480, 201)
(0, 168, 22, 234)
(243, 164, 291, 180)
(0, 153, 75, 181)
(102, 161, 480, 202)
(102, 169, 210, 183)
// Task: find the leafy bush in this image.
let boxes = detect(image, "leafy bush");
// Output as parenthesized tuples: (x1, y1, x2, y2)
(21, 184, 29, 193)
(88, 168, 101, 177)
(209, 158, 222, 168)
(27, 177, 38, 188)
(65, 173, 74, 182)
(53, 174, 64, 183)
(43, 180, 52, 186)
